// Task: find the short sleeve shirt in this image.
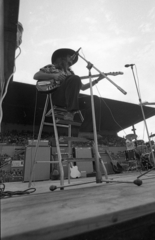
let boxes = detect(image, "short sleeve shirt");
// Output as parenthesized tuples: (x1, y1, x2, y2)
(40, 64, 74, 77)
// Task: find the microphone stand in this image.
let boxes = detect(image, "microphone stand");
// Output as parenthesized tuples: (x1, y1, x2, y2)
(129, 65, 155, 178)
(79, 54, 127, 95)
(88, 65, 102, 183)
(78, 53, 127, 183)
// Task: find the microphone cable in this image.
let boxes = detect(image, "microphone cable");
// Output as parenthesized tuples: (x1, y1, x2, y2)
(0, 183, 36, 199)
(95, 84, 127, 136)
(78, 49, 127, 137)
(0, 46, 21, 130)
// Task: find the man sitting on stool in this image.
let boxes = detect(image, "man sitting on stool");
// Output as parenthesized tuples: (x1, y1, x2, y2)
(34, 48, 104, 121)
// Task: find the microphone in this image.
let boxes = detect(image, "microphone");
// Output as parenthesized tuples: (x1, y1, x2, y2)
(70, 47, 81, 61)
(124, 64, 135, 67)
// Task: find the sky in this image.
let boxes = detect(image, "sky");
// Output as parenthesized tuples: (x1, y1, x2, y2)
(14, 0, 155, 142)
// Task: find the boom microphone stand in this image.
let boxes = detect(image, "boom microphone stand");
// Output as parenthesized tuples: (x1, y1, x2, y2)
(128, 65, 155, 178)
(77, 52, 127, 183)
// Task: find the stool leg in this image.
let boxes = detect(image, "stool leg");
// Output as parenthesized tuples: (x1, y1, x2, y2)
(68, 124, 72, 184)
(68, 124, 72, 159)
(49, 94, 64, 189)
(28, 94, 49, 188)
(99, 157, 108, 179)
(68, 162, 71, 184)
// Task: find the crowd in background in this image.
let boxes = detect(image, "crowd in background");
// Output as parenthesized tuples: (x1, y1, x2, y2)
(0, 130, 127, 147)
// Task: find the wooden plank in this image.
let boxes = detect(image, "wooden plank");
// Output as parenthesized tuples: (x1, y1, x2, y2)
(1, 173, 155, 240)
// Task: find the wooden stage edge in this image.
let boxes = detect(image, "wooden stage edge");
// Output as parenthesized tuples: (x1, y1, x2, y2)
(1, 171, 155, 240)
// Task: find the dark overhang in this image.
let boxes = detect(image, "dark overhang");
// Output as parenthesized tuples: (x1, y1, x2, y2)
(4, 0, 20, 81)
(2, 1, 155, 134)
(2, 82, 155, 133)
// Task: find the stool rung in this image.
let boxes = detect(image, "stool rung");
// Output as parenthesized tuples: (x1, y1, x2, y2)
(44, 120, 81, 127)
(46, 107, 67, 117)
(44, 122, 69, 128)
(54, 106, 67, 112)
(36, 161, 59, 164)
(63, 158, 95, 162)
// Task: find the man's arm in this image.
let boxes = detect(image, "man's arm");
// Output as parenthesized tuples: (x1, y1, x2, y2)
(33, 71, 66, 82)
(80, 74, 105, 91)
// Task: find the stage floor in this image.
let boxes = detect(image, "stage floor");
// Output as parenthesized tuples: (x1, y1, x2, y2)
(1, 170, 155, 240)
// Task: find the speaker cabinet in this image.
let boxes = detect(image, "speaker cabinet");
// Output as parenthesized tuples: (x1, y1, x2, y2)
(51, 147, 69, 179)
(23, 146, 51, 182)
(51, 153, 69, 179)
(76, 161, 94, 174)
(74, 147, 93, 174)
(73, 147, 92, 158)
(99, 152, 115, 174)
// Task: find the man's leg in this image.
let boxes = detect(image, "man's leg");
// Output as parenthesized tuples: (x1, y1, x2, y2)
(52, 75, 81, 120)
(65, 75, 81, 112)
(52, 75, 81, 111)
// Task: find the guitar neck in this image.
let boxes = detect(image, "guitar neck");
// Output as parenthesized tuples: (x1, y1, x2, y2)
(80, 72, 123, 80)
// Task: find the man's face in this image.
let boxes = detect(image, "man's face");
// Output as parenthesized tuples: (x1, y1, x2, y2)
(66, 55, 73, 66)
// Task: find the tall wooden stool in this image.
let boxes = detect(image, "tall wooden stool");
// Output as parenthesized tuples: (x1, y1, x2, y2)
(28, 91, 83, 189)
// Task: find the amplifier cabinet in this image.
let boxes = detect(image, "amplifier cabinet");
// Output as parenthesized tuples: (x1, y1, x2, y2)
(73, 147, 92, 158)
(74, 147, 93, 174)
(52, 147, 70, 179)
(23, 146, 51, 182)
(76, 161, 94, 174)
(28, 140, 49, 146)
(52, 147, 69, 154)
(51, 153, 69, 179)
(99, 152, 115, 174)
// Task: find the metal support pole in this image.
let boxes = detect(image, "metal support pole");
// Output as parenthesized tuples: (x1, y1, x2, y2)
(88, 69, 102, 183)
(131, 66, 155, 167)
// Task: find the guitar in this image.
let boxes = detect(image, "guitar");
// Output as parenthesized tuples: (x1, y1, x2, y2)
(70, 164, 81, 178)
(105, 150, 123, 174)
(36, 71, 123, 93)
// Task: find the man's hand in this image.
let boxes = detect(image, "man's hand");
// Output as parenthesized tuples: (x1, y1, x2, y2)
(55, 73, 66, 82)
(97, 74, 105, 82)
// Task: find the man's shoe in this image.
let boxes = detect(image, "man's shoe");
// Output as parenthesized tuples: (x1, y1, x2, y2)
(63, 112, 74, 121)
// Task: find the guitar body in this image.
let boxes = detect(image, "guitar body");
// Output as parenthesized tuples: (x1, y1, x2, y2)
(106, 150, 123, 174)
(36, 79, 61, 93)
(111, 161, 123, 174)
(70, 166, 81, 178)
